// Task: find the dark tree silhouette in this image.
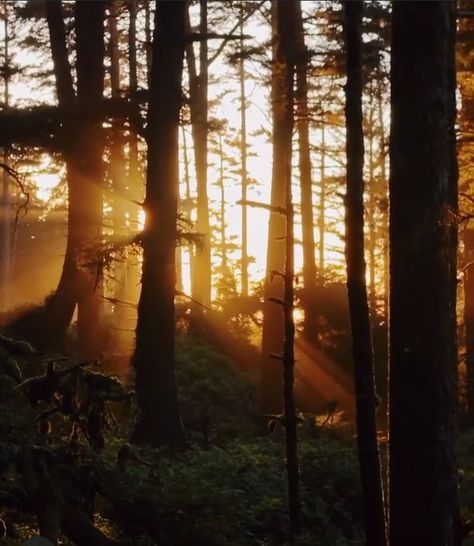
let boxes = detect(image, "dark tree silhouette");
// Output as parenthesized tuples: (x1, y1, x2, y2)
(343, 2, 387, 546)
(261, 0, 296, 413)
(132, 0, 186, 447)
(295, 0, 318, 345)
(44, 0, 105, 355)
(389, 2, 461, 545)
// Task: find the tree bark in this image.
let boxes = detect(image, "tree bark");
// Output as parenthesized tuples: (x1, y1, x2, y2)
(261, 0, 295, 413)
(239, 3, 249, 297)
(343, 3, 387, 546)
(74, 0, 106, 356)
(44, 0, 105, 355)
(295, 0, 318, 344)
(282, 74, 300, 539)
(318, 125, 326, 283)
(0, 2, 11, 313)
(389, 2, 461, 545)
(132, 0, 186, 447)
(187, 0, 212, 309)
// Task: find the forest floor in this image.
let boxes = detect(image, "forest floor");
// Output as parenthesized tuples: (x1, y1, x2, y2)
(0, 334, 473, 546)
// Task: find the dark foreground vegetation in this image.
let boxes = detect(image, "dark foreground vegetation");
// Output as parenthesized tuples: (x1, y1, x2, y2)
(0, 326, 473, 546)
(0, 329, 364, 546)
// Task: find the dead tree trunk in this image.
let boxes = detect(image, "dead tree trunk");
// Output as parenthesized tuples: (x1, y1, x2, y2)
(343, 3, 387, 546)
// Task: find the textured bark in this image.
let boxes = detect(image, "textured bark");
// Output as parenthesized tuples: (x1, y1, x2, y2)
(132, 0, 186, 447)
(343, 3, 387, 546)
(295, 0, 318, 344)
(261, 0, 295, 413)
(389, 2, 461, 545)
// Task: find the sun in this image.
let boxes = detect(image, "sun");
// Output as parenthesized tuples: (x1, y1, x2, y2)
(34, 172, 61, 202)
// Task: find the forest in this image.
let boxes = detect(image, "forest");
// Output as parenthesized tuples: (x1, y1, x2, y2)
(0, 0, 472, 545)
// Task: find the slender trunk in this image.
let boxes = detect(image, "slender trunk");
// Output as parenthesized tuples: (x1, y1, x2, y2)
(343, 3, 387, 546)
(389, 3, 460, 545)
(283, 138, 301, 539)
(145, 0, 152, 89)
(377, 78, 389, 317)
(182, 124, 194, 290)
(295, 0, 317, 344)
(125, 0, 141, 316)
(108, 1, 128, 338)
(240, 4, 249, 297)
(132, 0, 186, 447)
(367, 88, 377, 314)
(318, 125, 326, 283)
(1, 1, 11, 312)
(218, 132, 227, 272)
(261, 0, 295, 414)
(187, 0, 212, 308)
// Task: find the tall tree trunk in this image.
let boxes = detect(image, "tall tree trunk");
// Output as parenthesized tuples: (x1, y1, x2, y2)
(261, 0, 295, 413)
(125, 0, 141, 318)
(239, 3, 249, 297)
(74, 0, 106, 356)
(282, 83, 300, 539)
(389, 2, 460, 545)
(181, 124, 194, 291)
(108, 1, 128, 339)
(44, 0, 78, 346)
(132, 0, 186, 448)
(343, 3, 387, 546)
(295, 0, 318, 344)
(188, 0, 212, 308)
(1, 1, 11, 313)
(376, 76, 389, 317)
(318, 125, 326, 283)
(367, 86, 377, 314)
(218, 132, 227, 273)
(44, 0, 105, 355)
